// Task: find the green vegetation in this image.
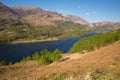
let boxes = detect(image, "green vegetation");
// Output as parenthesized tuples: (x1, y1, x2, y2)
(52, 49, 62, 61)
(55, 21, 92, 37)
(32, 52, 40, 60)
(0, 60, 6, 66)
(63, 30, 92, 37)
(0, 49, 62, 66)
(8, 61, 12, 66)
(21, 49, 62, 64)
(0, 19, 92, 43)
(69, 29, 120, 53)
(0, 19, 30, 43)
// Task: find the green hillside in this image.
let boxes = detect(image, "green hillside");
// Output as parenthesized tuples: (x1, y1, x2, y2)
(69, 29, 120, 53)
(0, 19, 91, 43)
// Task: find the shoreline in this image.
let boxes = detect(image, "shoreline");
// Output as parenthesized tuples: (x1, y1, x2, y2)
(0, 33, 95, 44)
(0, 38, 59, 44)
(11, 36, 81, 44)
(11, 38, 59, 44)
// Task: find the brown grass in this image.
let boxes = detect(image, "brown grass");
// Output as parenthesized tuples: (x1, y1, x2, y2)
(0, 41, 120, 80)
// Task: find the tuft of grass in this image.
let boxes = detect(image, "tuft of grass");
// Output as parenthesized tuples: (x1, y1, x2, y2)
(0, 60, 6, 66)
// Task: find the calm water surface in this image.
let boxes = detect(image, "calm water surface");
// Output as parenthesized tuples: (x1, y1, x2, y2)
(0, 33, 95, 63)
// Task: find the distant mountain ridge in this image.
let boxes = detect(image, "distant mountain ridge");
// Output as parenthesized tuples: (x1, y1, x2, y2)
(94, 21, 120, 31)
(11, 6, 120, 31)
(93, 21, 120, 32)
(11, 6, 90, 27)
(11, 6, 65, 26)
(0, 2, 120, 36)
(63, 14, 88, 25)
(0, 2, 92, 43)
(1, 2, 120, 31)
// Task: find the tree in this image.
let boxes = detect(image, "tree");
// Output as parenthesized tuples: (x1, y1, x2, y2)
(32, 52, 40, 60)
(40, 49, 48, 56)
(52, 49, 62, 61)
(40, 55, 47, 64)
(45, 52, 53, 63)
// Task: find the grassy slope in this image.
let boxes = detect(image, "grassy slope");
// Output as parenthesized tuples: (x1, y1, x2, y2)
(69, 29, 120, 53)
(0, 20, 91, 43)
(0, 40, 120, 80)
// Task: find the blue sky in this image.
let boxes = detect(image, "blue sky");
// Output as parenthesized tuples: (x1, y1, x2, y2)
(0, 0, 120, 23)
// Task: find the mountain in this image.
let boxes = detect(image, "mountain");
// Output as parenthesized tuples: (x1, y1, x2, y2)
(0, 2, 19, 19)
(0, 2, 120, 32)
(11, 6, 65, 26)
(11, 6, 95, 31)
(0, 2, 91, 27)
(63, 14, 88, 25)
(93, 21, 120, 32)
(11, 6, 90, 27)
(0, 2, 27, 30)
(0, 2, 120, 43)
(0, 2, 91, 43)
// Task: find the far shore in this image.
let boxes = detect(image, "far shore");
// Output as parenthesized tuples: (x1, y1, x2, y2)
(11, 38, 59, 44)
(11, 36, 80, 44)
(0, 38, 59, 44)
(0, 33, 95, 44)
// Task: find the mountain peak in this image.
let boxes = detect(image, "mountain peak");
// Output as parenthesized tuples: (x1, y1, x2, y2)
(63, 14, 88, 25)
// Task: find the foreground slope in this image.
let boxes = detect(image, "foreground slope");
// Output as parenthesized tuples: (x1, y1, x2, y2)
(0, 40, 120, 80)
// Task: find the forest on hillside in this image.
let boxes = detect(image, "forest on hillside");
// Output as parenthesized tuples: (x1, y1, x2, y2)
(69, 29, 120, 53)
(0, 19, 91, 43)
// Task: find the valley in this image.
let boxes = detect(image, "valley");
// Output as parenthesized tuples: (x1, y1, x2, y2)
(0, 2, 120, 43)
(0, 1, 120, 80)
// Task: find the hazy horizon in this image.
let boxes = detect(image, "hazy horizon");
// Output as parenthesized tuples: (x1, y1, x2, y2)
(0, 0, 120, 23)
